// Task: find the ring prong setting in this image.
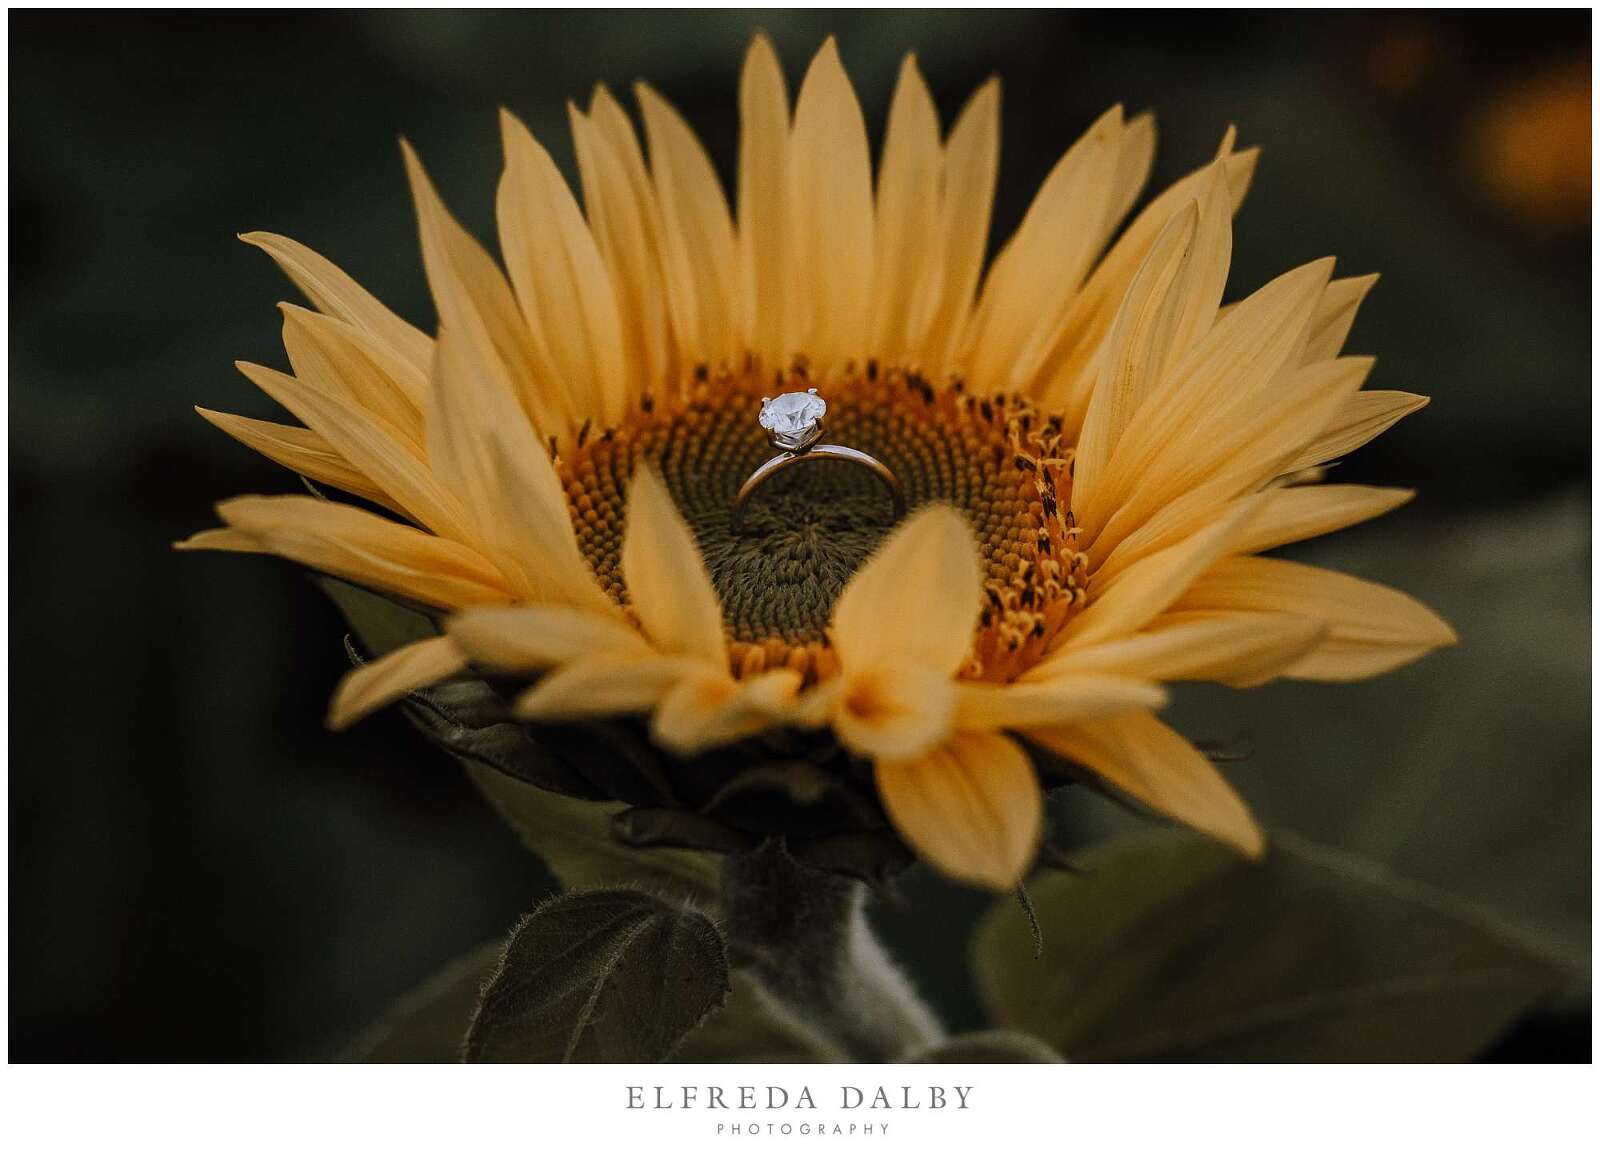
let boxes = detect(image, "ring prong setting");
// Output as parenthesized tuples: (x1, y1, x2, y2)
(758, 389, 827, 452)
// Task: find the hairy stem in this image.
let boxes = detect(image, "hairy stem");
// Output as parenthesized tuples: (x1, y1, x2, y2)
(719, 840, 943, 1061)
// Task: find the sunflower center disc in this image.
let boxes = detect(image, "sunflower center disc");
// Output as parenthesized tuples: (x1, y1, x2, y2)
(557, 363, 1086, 683)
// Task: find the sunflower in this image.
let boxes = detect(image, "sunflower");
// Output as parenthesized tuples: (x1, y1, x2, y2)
(181, 36, 1454, 890)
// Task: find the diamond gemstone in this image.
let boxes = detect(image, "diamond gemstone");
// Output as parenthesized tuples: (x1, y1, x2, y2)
(759, 390, 826, 449)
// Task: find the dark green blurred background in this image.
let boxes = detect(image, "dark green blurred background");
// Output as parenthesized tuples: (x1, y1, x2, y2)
(9, 10, 1590, 1059)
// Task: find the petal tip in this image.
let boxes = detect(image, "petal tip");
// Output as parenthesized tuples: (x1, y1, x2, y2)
(1236, 821, 1267, 859)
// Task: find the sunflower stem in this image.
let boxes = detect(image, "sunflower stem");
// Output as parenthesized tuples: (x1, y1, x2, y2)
(719, 839, 943, 1061)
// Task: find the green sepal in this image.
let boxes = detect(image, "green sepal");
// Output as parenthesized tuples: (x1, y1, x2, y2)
(470, 765, 722, 903)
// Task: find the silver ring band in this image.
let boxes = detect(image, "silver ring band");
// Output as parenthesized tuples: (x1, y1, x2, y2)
(731, 443, 906, 533)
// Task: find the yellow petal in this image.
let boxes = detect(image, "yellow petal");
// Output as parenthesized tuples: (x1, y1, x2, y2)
(1021, 146, 1231, 399)
(737, 33, 797, 368)
(194, 407, 403, 516)
(213, 494, 511, 609)
(790, 37, 875, 373)
(1029, 612, 1325, 689)
(265, 312, 474, 542)
(1160, 161, 1235, 366)
(447, 604, 649, 671)
(620, 466, 726, 662)
(831, 662, 955, 762)
(430, 325, 617, 614)
(829, 503, 982, 674)
(328, 634, 466, 731)
(235, 357, 454, 538)
(1303, 273, 1379, 363)
(912, 76, 999, 375)
(953, 676, 1166, 731)
(1176, 556, 1457, 680)
(402, 140, 570, 443)
(1070, 162, 1236, 458)
(1026, 711, 1263, 856)
(876, 731, 1041, 890)
(1071, 198, 1201, 510)
(1087, 355, 1373, 571)
(1037, 141, 1258, 423)
(277, 303, 426, 438)
(1060, 494, 1266, 649)
(653, 668, 801, 755)
(1078, 257, 1335, 541)
(498, 109, 628, 428)
(1285, 390, 1430, 472)
(1230, 484, 1414, 556)
(636, 81, 741, 370)
(1107, 110, 1156, 230)
(514, 653, 702, 722)
(571, 94, 676, 396)
(967, 106, 1123, 388)
(871, 53, 941, 361)
(173, 527, 268, 555)
(239, 231, 433, 376)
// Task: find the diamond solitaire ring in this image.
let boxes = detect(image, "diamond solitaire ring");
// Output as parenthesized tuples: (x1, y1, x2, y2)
(731, 389, 906, 533)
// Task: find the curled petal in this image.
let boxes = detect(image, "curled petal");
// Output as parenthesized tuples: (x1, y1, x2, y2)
(328, 635, 467, 731)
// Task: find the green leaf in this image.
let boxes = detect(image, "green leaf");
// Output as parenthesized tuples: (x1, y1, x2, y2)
(672, 971, 849, 1063)
(973, 829, 1573, 1061)
(464, 889, 729, 1063)
(347, 942, 501, 1062)
(899, 1030, 1064, 1063)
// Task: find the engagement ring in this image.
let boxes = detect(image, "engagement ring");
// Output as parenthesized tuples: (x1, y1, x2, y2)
(731, 389, 906, 533)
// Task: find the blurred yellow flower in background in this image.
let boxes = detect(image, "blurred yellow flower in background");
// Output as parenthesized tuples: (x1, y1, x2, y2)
(1472, 57, 1591, 233)
(182, 36, 1454, 890)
